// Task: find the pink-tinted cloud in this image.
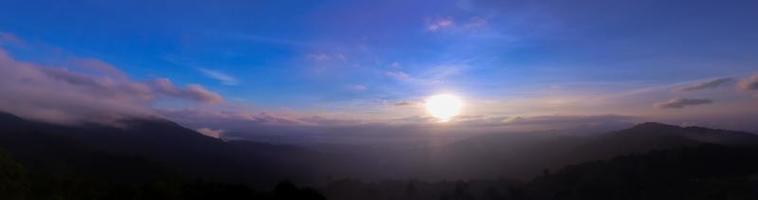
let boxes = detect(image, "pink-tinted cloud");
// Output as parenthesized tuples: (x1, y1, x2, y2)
(196, 128, 224, 139)
(427, 18, 455, 32)
(152, 78, 223, 104)
(0, 49, 153, 124)
(0, 32, 24, 46)
(738, 74, 758, 91)
(0, 47, 224, 124)
(184, 85, 223, 103)
(69, 58, 129, 80)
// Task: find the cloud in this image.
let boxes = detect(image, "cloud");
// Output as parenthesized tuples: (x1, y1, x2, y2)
(392, 101, 418, 106)
(655, 98, 713, 109)
(163, 109, 641, 145)
(0, 48, 153, 124)
(69, 58, 129, 80)
(678, 78, 733, 91)
(0, 47, 224, 125)
(196, 128, 224, 139)
(426, 17, 487, 33)
(449, 114, 638, 130)
(198, 68, 239, 85)
(307, 52, 346, 62)
(463, 17, 488, 29)
(345, 84, 368, 92)
(0, 32, 23, 46)
(184, 85, 224, 104)
(159, 108, 316, 128)
(738, 74, 758, 91)
(384, 70, 410, 80)
(427, 18, 455, 32)
(152, 78, 223, 104)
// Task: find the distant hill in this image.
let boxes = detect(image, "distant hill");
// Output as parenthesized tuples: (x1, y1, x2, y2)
(568, 122, 758, 162)
(419, 122, 758, 180)
(0, 112, 318, 186)
(2, 111, 757, 186)
(526, 144, 758, 200)
(0, 112, 327, 199)
(321, 144, 758, 200)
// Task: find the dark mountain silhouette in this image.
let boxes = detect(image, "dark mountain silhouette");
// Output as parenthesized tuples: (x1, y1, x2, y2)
(400, 122, 758, 180)
(3, 111, 758, 199)
(321, 144, 758, 200)
(0, 112, 327, 199)
(4, 110, 758, 183)
(0, 112, 322, 186)
(568, 122, 758, 162)
(525, 144, 758, 200)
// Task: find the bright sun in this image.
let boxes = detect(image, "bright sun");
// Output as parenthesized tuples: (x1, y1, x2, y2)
(425, 94, 463, 122)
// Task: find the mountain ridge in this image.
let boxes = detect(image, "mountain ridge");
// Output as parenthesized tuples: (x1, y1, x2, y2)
(2, 111, 758, 184)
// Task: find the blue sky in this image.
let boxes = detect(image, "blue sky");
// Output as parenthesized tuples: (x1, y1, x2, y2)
(1, 0, 757, 134)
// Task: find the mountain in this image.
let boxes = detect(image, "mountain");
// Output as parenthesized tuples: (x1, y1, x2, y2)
(568, 122, 758, 162)
(402, 131, 587, 180)
(0, 112, 329, 199)
(418, 122, 758, 180)
(321, 144, 758, 200)
(2, 110, 758, 187)
(526, 144, 758, 200)
(0, 112, 319, 186)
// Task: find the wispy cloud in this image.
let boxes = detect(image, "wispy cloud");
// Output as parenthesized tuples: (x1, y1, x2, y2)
(0, 32, 23, 46)
(391, 101, 419, 107)
(384, 70, 410, 81)
(426, 18, 455, 32)
(196, 128, 224, 139)
(346, 84, 368, 92)
(307, 52, 347, 62)
(198, 68, 239, 86)
(463, 17, 488, 29)
(426, 17, 488, 32)
(226, 33, 311, 47)
(678, 78, 733, 91)
(738, 74, 758, 91)
(655, 98, 713, 109)
(153, 78, 224, 104)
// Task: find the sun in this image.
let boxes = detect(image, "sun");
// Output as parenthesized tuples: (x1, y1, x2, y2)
(425, 94, 463, 122)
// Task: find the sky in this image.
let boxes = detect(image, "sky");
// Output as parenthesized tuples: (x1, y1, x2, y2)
(0, 0, 757, 140)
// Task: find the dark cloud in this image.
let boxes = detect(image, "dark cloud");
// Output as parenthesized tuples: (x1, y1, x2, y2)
(679, 78, 733, 91)
(655, 98, 713, 109)
(392, 101, 418, 106)
(0, 48, 223, 125)
(738, 75, 758, 91)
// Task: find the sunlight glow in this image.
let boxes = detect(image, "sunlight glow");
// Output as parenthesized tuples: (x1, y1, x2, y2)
(425, 94, 463, 122)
